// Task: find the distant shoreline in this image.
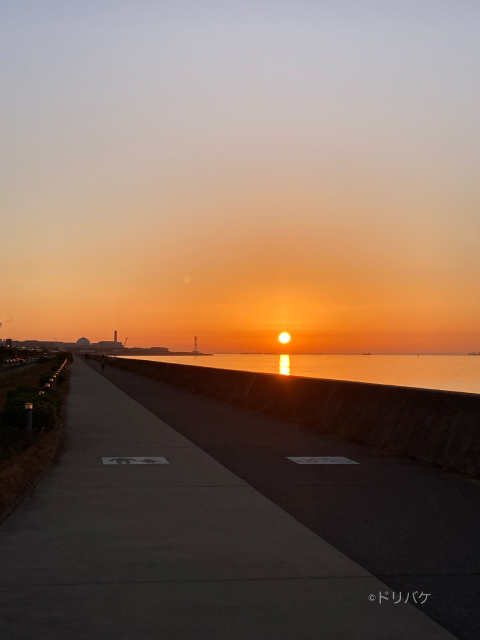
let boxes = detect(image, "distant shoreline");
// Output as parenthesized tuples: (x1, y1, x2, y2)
(119, 352, 477, 357)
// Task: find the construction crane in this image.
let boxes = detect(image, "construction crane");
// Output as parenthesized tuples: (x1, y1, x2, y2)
(123, 337, 128, 347)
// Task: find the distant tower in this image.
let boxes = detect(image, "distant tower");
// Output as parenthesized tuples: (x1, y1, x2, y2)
(194, 336, 198, 353)
(114, 330, 118, 343)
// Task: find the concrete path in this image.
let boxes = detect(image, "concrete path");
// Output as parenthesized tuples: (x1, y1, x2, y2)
(0, 358, 455, 639)
(92, 361, 480, 639)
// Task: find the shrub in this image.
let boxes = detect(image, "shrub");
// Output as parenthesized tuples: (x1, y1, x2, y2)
(0, 386, 62, 456)
(39, 372, 54, 386)
(38, 356, 69, 386)
(1, 386, 61, 431)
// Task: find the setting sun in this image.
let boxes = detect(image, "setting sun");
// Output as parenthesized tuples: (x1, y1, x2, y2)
(279, 332, 291, 344)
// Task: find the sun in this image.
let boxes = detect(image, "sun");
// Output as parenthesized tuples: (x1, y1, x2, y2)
(278, 332, 291, 344)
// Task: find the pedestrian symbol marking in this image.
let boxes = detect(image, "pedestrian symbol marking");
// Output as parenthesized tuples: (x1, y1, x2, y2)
(287, 456, 359, 465)
(102, 457, 169, 465)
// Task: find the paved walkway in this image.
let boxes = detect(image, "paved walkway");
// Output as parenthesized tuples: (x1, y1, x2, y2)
(93, 359, 480, 639)
(0, 358, 454, 639)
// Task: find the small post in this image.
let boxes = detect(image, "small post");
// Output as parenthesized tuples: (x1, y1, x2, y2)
(25, 403, 33, 433)
(49, 377, 55, 388)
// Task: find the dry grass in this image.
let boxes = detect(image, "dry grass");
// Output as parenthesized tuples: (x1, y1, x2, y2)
(0, 429, 63, 519)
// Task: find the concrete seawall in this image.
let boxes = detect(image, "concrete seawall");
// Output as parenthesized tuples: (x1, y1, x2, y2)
(109, 358, 480, 478)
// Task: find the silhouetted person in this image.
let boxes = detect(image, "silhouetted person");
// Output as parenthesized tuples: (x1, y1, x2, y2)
(99, 354, 106, 372)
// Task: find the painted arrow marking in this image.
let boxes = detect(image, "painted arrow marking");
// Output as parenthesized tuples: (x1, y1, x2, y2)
(287, 457, 359, 465)
(102, 457, 169, 465)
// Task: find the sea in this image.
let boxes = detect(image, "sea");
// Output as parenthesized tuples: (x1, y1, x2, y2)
(118, 354, 480, 395)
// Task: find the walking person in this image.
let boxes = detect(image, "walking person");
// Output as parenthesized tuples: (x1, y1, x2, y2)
(99, 354, 107, 372)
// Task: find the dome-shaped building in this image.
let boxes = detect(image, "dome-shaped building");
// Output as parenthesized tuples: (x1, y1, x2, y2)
(76, 337, 91, 346)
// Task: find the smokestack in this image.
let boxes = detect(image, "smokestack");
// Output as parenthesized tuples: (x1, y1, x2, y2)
(114, 330, 117, 343)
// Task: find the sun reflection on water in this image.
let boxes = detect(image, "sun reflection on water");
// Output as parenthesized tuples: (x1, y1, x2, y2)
(279, 354, 290, 376)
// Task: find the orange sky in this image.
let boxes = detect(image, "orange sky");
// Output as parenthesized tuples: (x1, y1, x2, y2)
(1, 3, 480, 353)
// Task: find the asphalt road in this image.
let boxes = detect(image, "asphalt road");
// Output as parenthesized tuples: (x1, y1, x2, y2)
(0, 363, 36, 378)
(88, 358, 480, 640)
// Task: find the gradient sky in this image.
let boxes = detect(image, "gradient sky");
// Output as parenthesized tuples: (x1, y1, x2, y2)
(1, 1, 480, 352)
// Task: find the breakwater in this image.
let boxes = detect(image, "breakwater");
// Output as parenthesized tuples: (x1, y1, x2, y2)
(109, 357, 480, 478)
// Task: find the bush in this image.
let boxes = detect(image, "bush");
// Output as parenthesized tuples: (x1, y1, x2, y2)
(2, 386, 61, 431)
(38, 355, 70, 386)
(39, 372, 54, 386)
(0, 386, 61, 455)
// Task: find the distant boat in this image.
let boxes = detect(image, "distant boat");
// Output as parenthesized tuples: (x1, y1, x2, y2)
(468, 352, 480, 356)
(363, 352, 371, 355)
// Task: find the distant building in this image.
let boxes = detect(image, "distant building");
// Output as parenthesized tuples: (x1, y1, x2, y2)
(6, 330, 172, 355)
(11, 339, 76, 351)
(23, 340, 44, 349)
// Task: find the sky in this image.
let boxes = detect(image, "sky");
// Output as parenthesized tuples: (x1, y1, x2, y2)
(1, 1, 480, 353)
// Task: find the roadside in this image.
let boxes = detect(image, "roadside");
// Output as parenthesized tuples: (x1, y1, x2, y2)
(0, 354, 71, 521)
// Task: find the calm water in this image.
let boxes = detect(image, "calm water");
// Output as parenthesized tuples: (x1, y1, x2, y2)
(118, 354, 480, 395)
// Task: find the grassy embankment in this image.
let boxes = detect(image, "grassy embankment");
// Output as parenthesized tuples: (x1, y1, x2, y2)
(0, 353, 72, 520)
